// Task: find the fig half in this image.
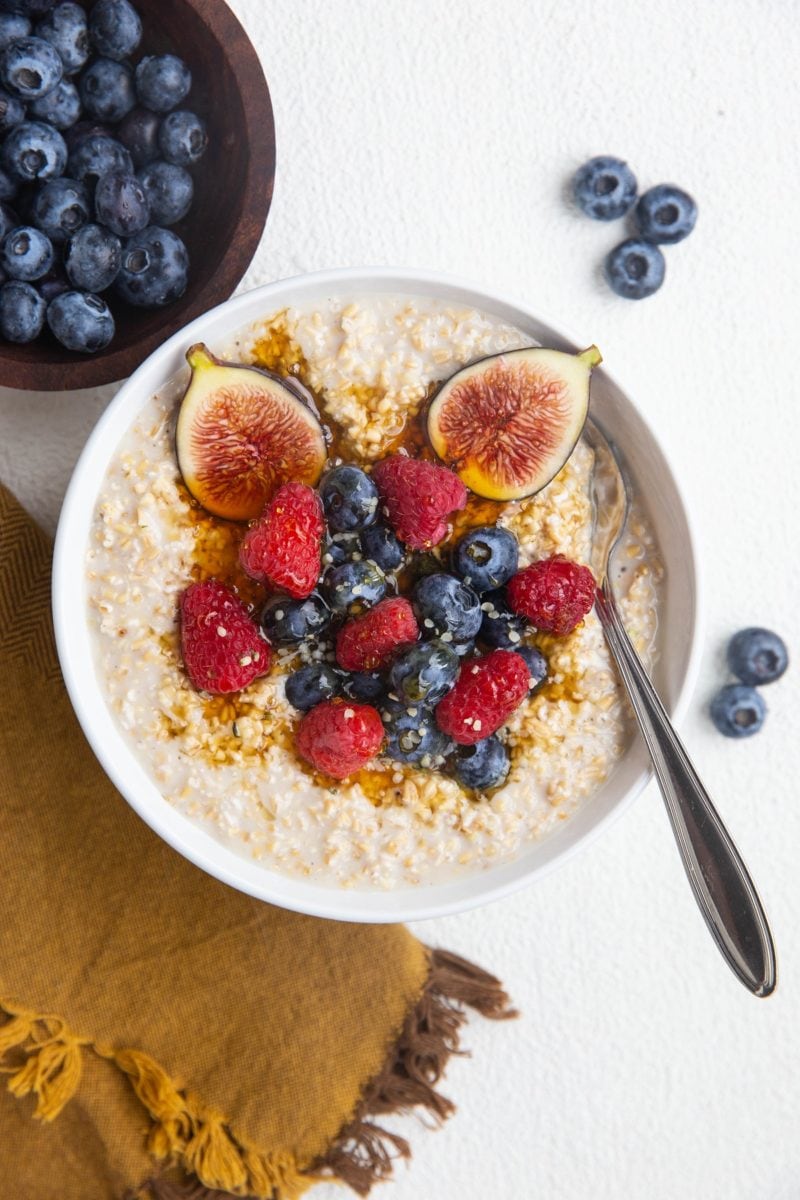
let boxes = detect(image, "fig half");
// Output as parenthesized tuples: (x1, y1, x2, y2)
(176, 344, 327, 521)
(427, 345, 602, 501)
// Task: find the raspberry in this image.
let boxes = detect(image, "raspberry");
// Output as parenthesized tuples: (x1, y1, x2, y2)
(435, 649, 530, 745)
(336, 596, 419, 672)
(239, 482, 324, 599)
(506, 555, 596, 636)
(295, 698, 385, 779)
(372, 455, 466, 549)
(180, 579, 271, 694)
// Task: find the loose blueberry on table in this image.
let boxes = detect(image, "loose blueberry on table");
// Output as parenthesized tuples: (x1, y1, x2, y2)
(175, 340, 605, 797)
(0, 0, 208, 353)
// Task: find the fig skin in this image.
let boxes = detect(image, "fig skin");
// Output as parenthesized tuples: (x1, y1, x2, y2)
(427, 345, 601, 502)
(176, 343, 327, 521)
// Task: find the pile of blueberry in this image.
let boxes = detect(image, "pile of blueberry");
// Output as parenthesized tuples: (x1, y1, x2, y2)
(0, 0, 207, 352)
(260, 464, 548, 792)
(710, 627, 788, 738)
(572, 155, 697, 300)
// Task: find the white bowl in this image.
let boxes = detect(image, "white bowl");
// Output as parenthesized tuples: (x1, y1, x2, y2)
(53, 268, 703, 923)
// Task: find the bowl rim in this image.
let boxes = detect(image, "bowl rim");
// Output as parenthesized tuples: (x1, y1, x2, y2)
(0, 0, 276, 393)
(53, 266, 704, 922)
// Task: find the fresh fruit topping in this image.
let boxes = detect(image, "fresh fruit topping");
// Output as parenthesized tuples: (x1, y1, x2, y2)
(727, 628, 788, 687)
(336, 596, 419, 672)
(158, 110, 208, 167)
(31, 177, 90, 243)
(360, 523, 404, 572)
(30, 78, 81, 129)
(1, 224, 53, 280)
(0, 35, 63, 100)
(372, 454, 466, 549)
(478, 588, 528, 649)
(413, 572, 482, 644)
(285, 663, 342, 712)
(636, 184, 697, 244)
(435, 649, 530, 745)
(453, 525, 519, 592)
(137, 160, 193, 226)
(64, 222, 121, 291)
(89, 0, 141, 62)
(2, 119, 67, 181)
(260, 592, 330, 645)
(239, 482, 323, 599)
(118, 106, 160, 167)
(79, 57, 135, 123)
(452, 736, 510, 791)
(516, 644, 548, 691)
(323, 531, 362, 567)
(507, 555, 595, 636)
(68, 132, 132, 187)
(134, 53, 191, 114)
(320, 464, 379, 532)
(710, 684, 766, 739)
(114, 224, 188, 307)
(94, 169, 150, 236)
(46, 288, 114, 351)
(322, 559, 386, 615)
(0, 279, 44, 342)
(37, 2, 89, 73)
(341, 671, 385, 704)
(180, 579, 270, 694)
(295, 698, 384, 780)
(382, 701, 454, 766)
(605, 238, 665, 300)
(389, 640, 460, 706)
(572, 155, 637, 221)
(176, 344, 327, 521)
(427, 346, 600, 501)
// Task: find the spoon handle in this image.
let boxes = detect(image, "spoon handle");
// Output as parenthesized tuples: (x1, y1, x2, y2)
(595, 581, 777, 997)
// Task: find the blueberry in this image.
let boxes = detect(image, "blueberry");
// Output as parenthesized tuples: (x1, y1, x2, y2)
(118, 106, 160, 167)
(515, 644, 548, 691)
(710, 684, 766, 739)
(30, 175, 88, 241)
(1, 223, 52, 279)
(137, 160, 192, 225)
(0, 13, 31, 47)
(572, 155, 637, 221)
(158, 109, 207, 166)
(114, 224, 188, 306)
(322, 559, 386, 615)
(0, 86, 25, 133)
(79, 57, 134, 122)
(29, 77, 80, 128)
(0, 35, 61, 99)
(320, 464, 379, 531)
(46, 288, 114, 351)
(605, 238, 665, 300)
(389, 639, 459, 706)
(0, 277, 43, 340)
(285, 663, 342, 712)
(35, 2, 88, 74)
(727, 628, 788, 687)
(64, 220, 120, 289)
(478, 588, 527, 649)
(67, 132, 132, 188)
(0, 199, 15, 239)
(260, 592, 330, 645)
(636, 184, 697, 245)
(0, 1, 55, 15)
(382, 702, 454, 767)
(453, 525, 519, 592)
(2, 120, 66, 181)
(452, 736, 510, 791)
(88, 0, 141, 62)
(93, 170, 149, 235)
(341, 672, 385, 704)
(135, 53, 191, 114)
(360, 523, 404, 572)
(63, 117, 110, 150)
(0, 166, 16, 200)
(323, 530, 362, 568)
(36, 261, 68, 300)
(413, 572, 482, 644)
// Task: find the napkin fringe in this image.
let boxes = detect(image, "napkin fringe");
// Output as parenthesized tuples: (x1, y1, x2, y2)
(0, 1003, 90, 1121)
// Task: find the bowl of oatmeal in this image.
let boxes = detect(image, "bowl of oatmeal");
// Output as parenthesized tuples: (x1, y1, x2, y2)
(53, 268, 702, 921)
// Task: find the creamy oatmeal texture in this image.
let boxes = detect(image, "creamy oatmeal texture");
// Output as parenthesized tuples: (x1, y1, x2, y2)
(86, 295, 661, 889)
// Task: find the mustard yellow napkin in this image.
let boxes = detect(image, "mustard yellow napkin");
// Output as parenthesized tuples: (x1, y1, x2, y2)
(0, 483, 514, 1199)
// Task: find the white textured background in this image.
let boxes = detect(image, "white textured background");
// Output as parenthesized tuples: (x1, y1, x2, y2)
(2, 1, 800, 1197)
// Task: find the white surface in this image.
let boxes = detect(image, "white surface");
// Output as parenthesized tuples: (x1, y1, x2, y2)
(53, 269, 701, 921)
(1, 1, 799, 1196)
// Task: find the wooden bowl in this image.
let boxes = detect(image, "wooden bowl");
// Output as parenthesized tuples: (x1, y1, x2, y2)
(0, 0, 275, 392)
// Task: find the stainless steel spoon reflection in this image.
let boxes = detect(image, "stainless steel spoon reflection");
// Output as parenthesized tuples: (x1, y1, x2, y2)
(584, 417, 777, 997)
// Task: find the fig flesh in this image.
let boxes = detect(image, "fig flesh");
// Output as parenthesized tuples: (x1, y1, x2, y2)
(176, 344, 327, 521)
(427, 345, 601, 501)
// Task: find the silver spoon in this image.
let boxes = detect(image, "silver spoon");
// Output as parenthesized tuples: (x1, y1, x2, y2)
(584, 417, 777, 997)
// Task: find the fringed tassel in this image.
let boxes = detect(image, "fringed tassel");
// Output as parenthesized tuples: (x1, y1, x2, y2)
(313, 946, 516, 1196)
(0, 1004, 88, 1121)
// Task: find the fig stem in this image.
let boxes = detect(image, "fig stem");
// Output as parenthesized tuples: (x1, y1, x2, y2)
(186, 343, 217, 371)
(578, 344, 602, 367)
